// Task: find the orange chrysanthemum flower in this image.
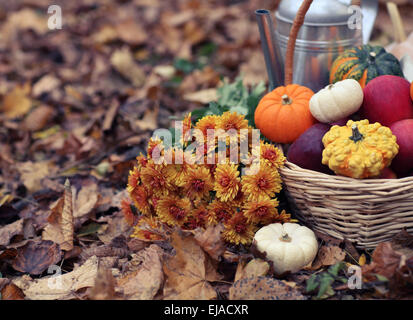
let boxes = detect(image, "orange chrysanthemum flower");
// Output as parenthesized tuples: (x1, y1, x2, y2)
(253, 142, 286, 169)
(131, 215, 164, 241)
(147, 137, 164, 160)
(214, 163, 240, 202)
(192, 204, 209, 228)
(121, 198, 138, 226)
(217, 111, 249, 132)
(127, 166, 140, 195)
(182, 165, 214, 201)
(130, 185, 152, 215)
(140, 161, 173, 197)
(241, 163, 282, 200)
(222, 213, 257, 245)
(182, 112, 192, 141)
(271, 209, 294, 224)
(207, 200, 236, 225)
(195, 115, 219, 138)
(136, 153, 148, 170)
(156, 196, 191, 227)
(243, 196, 279, 224)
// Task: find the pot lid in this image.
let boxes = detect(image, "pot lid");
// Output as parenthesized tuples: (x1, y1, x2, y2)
(276, 0, 354, 26)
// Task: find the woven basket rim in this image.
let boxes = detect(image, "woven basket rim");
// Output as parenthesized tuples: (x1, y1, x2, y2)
(281, 160, 413, 183)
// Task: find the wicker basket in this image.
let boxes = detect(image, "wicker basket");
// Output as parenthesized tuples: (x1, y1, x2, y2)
(280, 161, 413, 249)
(261, 0, 413, 249)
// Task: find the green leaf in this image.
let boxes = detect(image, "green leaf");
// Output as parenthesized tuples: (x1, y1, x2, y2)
(306, 274, 320, 293)
(77, 223, 101, 237)
(328, 262, 347, 277)
(317, 274, 335, 299)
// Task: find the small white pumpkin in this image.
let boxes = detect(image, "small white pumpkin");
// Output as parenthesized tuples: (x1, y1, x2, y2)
(309, 79, 364, 123)
(253, 223, 318, 275)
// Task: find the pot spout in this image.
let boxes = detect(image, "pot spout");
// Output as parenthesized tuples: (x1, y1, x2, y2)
(255, 9, 284, 90)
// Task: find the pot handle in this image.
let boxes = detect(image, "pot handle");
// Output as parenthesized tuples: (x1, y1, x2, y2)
(284, 0, 314, 85)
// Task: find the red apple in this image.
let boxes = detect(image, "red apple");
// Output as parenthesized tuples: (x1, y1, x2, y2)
(377, 167, 397, 179)
(360, 75, 413, 127)
(390, 119, 413, 176)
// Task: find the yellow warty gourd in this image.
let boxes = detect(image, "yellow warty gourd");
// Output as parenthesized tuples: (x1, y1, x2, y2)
(322, 120, 399, 179)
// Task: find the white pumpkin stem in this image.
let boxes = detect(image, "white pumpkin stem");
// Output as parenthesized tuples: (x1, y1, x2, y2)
(280, 232, 292, 242)
(281, 94, 292, 105)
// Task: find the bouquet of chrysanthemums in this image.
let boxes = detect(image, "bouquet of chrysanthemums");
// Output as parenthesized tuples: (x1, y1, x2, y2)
(122, 111, 292, 246)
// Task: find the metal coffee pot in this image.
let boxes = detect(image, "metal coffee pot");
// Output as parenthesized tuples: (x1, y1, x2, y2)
(256, 0, 378, 92)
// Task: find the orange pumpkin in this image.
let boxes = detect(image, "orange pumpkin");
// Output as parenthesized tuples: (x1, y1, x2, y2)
(254, 84, 316, 144)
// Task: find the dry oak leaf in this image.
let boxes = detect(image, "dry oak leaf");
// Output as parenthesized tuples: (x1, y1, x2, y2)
(1, 83, 32, 119)
(12, 240, 62, 275)
(193, 224, 225, 261)
(234, 259, 270, 282)
(311, 245, 346, 270)
(229, 276, 306, 300)
(13, 255, 100, 300)
(116, 244, 164, 300)
(0, 219, 24, 247)
(163, 231, 222, 300)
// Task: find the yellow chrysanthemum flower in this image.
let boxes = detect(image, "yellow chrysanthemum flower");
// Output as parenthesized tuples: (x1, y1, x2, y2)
(217, 111, 249, 132)
(140, 161, 174, 197)
(216, 111, 249, 145)
(182, 165, 214, 201)
(251, 142, 285, 169)
(207, 199, 236, 225)
(272, 209, 294, 224)
(127, 166, 140, 195)
(243, 196, 279, 224)
(195, 114, 219, 138)
(214, 163, 240, 202)
(241, 163, 282, 200)
(156, 195, 191, 227)
(131, 215, 164, 241)
(222, 213, 257, 245)
(129, 185, 152, 215)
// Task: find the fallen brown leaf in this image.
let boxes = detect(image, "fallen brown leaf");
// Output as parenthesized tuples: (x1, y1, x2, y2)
(1, 83, 32, 119)
(42, 180, 74, 251)
(13, 255, 100, 300)
(229, 276, 306, 300)
(1, 282, 25, 300)
(88, 263, 116, 300)
(111, 47, 146, 87)
(311, 245, 346, 270)
(116, 244, 164, 300)
(12, 240, 62, 275)
(234, 259, 270, 282)
(163, 231, 221, 300)
(193, 224, 225, 261)
(0, 219, 24, 247)
(23, 105, 56, 131)
(16, 161, 55, 193)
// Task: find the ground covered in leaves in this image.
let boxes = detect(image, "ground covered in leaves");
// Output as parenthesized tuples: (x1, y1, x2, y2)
(1, 0, 413, 300)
